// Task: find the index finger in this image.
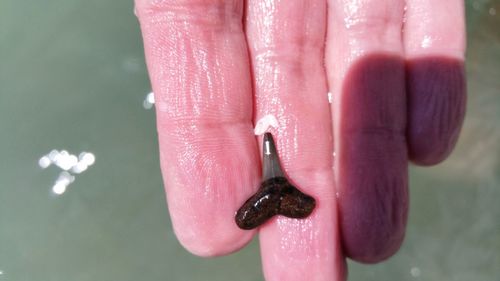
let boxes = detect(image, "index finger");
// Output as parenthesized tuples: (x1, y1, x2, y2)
(135, 0, 260, 256)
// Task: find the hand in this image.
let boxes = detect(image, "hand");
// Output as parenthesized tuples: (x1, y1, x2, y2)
(135, 0, 466, 280)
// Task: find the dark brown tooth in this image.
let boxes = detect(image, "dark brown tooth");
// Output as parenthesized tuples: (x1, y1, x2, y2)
(235, 179, 281, 230)
(235, 133, 316, 230)
(278, 180, 316, 218)
(235, 177, 316, 230)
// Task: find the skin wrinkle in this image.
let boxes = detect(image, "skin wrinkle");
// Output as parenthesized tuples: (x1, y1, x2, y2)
(142, 2, 251, 123)
(138, 0, 243, 30)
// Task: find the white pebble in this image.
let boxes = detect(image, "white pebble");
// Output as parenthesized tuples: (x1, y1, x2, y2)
(254, 114, 279, 136)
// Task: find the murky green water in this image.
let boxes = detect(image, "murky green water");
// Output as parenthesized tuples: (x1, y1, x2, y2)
(0, 1, 499, 280)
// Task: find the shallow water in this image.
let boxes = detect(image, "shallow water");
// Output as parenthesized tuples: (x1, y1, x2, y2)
(0, 0, 499, 280)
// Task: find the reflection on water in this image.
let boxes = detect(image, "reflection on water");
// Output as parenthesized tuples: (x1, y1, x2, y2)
(51, 171, 74, 195)
(471, 0, 498, 14)
(38, 150, 95, 195)
(143, 92, 155, 110)
(409, 266, 421, 278)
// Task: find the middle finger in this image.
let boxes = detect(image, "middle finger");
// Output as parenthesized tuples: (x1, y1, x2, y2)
(245, 0, 345, 280)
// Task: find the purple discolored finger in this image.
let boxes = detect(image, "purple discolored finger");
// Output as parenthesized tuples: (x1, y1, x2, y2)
(406, 58, 466, 165)
(336, 54, 409, 263)
(403, 0, 467, 165)
(325, 0, 409, 263)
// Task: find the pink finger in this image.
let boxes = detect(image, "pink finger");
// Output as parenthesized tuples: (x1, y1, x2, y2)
(325, 0, 409, 263)
(245, 1, 345, 280)
(404, 0, 467, 165)
(135, 0, 260, 256)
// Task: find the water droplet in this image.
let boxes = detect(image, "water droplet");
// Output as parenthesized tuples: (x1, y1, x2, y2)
(421, 36, 432, 48)
(143, 92, 155, 109)
(147, 92, 155, 104)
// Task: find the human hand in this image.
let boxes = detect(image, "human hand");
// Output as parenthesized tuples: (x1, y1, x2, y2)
(135, 0, 466, 280)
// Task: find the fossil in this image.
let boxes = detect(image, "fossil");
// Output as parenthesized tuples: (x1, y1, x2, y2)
(235, 133, 316, 230)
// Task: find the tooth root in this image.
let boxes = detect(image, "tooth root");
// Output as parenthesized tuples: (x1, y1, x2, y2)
(235, 177, 316, 230)
(235, 179, 280, 230)
(278, 184, 316, 218)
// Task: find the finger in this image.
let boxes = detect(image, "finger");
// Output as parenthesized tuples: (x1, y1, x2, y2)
(404, 0, 467, 165)
(245, 1, 345, 280)
(135, 0, 260, 256)
(325, 0, 409, 263)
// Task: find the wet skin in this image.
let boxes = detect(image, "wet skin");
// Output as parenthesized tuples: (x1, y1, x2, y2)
(136, 0, 467, 279)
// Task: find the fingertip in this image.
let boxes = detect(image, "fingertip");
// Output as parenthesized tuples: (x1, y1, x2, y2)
(406, 57, 467, 166)
(407, 132, 458, 166)
(160, 138, 260, 257)
(335, 53, 409, 264)
(342, 224, 406, 264)
(174, 224, 256, 257)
